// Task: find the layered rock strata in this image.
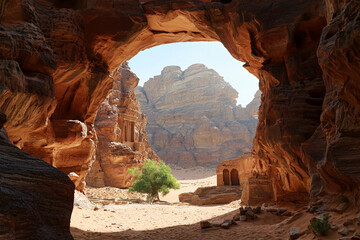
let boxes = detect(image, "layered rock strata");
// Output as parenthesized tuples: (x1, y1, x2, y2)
(136, 64, 259, 167)
(308, 0, 360, 202)
(0, 118, 74, 239)
(86, 63, 158, 188)
(0, 0, 359, 238)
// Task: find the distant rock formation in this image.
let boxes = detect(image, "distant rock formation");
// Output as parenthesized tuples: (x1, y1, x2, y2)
(135, 64, 260, 168)
(86, 63, 158, 188)
(246, 90, 261, 118)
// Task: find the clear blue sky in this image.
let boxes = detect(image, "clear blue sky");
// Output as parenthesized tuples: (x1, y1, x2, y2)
(128, 42, 259, 107)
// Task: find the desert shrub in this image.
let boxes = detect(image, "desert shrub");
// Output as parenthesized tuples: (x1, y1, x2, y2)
(128, 159, 180, 202)
(310, 214, 330, 236)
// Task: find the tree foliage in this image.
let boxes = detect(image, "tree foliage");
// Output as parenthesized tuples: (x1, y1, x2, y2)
(128, 159, 180, 202)
(310, 214, 330, 236)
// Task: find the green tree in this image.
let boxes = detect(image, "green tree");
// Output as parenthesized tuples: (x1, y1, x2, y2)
(128, 159, 180, 202)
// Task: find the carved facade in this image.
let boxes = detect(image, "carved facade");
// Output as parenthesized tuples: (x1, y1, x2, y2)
(86, 64, 158, 188)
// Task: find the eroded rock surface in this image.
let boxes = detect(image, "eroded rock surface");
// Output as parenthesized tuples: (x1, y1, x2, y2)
(310, 0, 360, 201)
(136, 64, 259, 167)
(179, 186, 242, 205)
(0, 126, 74, 239)
(86, 63, 158, 188)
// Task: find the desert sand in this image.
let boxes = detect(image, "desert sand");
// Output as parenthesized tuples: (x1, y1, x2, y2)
(71, 167, 360, 240)
(160, 166, 217, 202)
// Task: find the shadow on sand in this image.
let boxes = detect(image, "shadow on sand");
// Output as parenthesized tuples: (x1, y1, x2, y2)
(71, 208, 287, 240)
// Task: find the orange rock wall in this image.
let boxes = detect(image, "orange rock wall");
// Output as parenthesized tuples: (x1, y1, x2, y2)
(309, 0, 360, 202)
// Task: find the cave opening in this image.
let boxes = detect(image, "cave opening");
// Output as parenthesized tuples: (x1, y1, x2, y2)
(80, 41, 260, 232)
(87, 41, 260, 192)
(0, 0, 338, 238)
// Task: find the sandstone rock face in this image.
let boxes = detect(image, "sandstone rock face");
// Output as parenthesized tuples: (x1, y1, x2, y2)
(0, 126, 74, 239)
(136, 64, 259, 167)
(0, 0, 360, 237)
(179, 186, 242, 205)
(86, 63, 158, 188)
(310, 0, 360, 201)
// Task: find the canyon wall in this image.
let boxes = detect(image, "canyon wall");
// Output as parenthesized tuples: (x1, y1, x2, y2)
(86, 63, 158, 188)
(0, 0, 359, 237)
(135, 64, 259, 167)
(308, 0, 360, 203)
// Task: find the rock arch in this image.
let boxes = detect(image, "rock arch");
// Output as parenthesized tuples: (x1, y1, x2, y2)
(0, 0, 359, 238)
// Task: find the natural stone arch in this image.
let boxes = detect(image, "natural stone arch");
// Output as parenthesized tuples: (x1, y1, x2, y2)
(223, 169, 230, 185)
(230, 169, 240, 186)
(1, 0, 359, 238)
(1, 0, 327, 201)
(52, 0, 327, 201)
(0, 0, 327, 199)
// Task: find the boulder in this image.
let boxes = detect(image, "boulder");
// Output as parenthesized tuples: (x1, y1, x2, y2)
(200, 221, 212, 229)
(179, 186, 241, 205)
(220, 219, 236, 229)
(339, 227, 350, 236)
(289, 228, 301, 240)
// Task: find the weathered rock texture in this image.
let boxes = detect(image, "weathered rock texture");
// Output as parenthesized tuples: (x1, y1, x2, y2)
(0, 122, 74, 239)
(86, 63, 158, 188)
(309, 0, 360, 202)
(136, 64, 259, 167)
(0, 0, 359, 237)
(179, 186, 242, 205)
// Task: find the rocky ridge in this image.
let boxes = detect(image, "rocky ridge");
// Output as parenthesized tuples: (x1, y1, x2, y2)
(135, 64, 260, 167)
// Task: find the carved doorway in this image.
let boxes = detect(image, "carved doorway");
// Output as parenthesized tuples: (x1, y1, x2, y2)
(223, 169, 230, 185)
(231, 169, 240, 185)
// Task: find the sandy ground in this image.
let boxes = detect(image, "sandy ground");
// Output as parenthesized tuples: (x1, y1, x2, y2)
(71, 167, 360, 240)
(160, 166, 217, 202)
